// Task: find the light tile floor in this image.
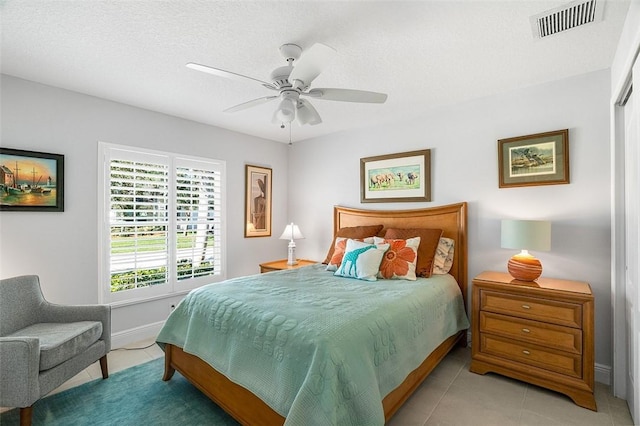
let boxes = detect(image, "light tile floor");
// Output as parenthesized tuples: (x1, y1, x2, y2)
(4, 339, 636, 425)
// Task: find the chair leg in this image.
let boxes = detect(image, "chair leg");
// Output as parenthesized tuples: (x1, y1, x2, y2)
(20, 406, 33, 426)
(99, 355, 109, 379)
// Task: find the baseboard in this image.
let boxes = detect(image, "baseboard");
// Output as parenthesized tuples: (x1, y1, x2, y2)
(111, 320, 166, 349)
(466, 331, 611, 385)
(595, 363, 612, 385)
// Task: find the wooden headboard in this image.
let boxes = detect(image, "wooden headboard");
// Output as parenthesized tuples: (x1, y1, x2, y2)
(334, 202, 468, 303)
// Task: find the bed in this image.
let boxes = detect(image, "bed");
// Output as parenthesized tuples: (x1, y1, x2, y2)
(157, 202, 468, 425)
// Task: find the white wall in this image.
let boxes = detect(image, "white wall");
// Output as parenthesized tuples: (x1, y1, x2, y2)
(611, 0, 640, 95)
(0, 75, 289, 341)
(289, 69, 613, 374)
(0, 69, 615, 375)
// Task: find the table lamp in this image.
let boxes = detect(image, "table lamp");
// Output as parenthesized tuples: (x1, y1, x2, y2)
(501, 219, 551, 281)
(279, 222, 304, 265)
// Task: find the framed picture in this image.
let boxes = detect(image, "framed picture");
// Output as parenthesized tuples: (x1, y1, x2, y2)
(245, 164, 272, 237)
(360, 149, 431, 203)
(498, 129, 569, 188)
(0, 148, 64, 212)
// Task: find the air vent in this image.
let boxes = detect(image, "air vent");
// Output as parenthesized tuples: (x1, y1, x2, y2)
(530, 0, 604, 39)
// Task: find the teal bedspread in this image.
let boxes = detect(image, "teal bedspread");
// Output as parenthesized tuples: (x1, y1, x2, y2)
(156, 264, 469, 425)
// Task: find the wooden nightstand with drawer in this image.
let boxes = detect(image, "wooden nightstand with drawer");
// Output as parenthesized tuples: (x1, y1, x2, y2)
(470, 271, 596, 411)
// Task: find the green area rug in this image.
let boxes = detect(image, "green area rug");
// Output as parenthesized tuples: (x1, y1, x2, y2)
(1, 358, 239, 425)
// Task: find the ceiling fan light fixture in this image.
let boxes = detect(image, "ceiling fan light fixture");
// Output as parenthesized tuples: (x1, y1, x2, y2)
(275, 98, 296, 123)
(296, 105, 312, 125)
(296, 100, 322, 126)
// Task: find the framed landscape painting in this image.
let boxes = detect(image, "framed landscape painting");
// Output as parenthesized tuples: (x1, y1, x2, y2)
(498, 129, 569, 188)
(244, 164, 272, 237)
(360, 149, 431, 203)
(0, 148, 65, 212)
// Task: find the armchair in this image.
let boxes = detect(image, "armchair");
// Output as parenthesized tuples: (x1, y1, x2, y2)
(0, 275, 111, 426)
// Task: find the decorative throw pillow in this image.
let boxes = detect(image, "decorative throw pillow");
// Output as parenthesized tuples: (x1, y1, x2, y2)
(322, 225, 384, 264)
(433, 237, 455, 275)
(334, 239, 389, 281)
(383, 228, 443, 278)
(373, 236, 420, 280)
(326, 237, 375, 271)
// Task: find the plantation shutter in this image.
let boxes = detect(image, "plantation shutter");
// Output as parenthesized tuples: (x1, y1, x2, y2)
(108, 151, 170, 292)
(100, 143, 226, 304)
(175, 158, 223, 281)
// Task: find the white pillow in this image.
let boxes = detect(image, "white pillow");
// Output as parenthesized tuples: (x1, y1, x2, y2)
(433, 237, 455, 275)
(334, 239, 389, 281)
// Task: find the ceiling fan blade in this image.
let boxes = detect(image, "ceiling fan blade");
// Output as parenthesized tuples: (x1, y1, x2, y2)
(186, 62, 277, 90)
(296, 99, 322, 126)
(288, 43, 336, 88)
(305, 88, 388, 103)
(224, 96, 278, 113)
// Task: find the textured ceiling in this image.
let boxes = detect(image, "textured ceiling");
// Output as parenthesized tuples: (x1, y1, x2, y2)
(0, 0, 631, 143)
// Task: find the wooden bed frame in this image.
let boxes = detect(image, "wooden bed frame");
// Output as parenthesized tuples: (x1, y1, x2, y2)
(163, 202, 468, 425)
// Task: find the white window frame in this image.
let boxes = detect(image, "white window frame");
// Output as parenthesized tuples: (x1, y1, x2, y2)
(98, 142, 226, 306)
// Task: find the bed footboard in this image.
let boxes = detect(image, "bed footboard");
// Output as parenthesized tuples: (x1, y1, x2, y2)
(163, 343, 286, 426)
(162, 329, 465, 425)
(162, 344, 175, 381)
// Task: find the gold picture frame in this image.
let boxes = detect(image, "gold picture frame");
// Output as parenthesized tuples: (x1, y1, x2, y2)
(245, 164, 272, 237)
(360, 149, 431, 203)
(498, 129, 569, 188)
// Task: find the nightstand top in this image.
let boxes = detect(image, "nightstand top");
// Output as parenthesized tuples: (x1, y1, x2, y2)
(473, 271, 592, 295)
(259, 259, 317, 270)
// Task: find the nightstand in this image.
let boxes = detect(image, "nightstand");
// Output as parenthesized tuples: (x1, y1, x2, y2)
(259, 259, 317, 273)
(470, 271, 596, 411)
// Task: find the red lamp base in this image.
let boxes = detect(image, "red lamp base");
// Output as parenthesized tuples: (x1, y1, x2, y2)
(507, 254, 542, 282)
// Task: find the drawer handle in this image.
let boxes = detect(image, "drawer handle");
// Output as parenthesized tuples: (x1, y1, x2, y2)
(521, 304, 531, 310)
(522, 328, 531, 333)
(522, 350, 531, 355)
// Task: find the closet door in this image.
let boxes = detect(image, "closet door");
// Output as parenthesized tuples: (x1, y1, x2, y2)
(623, 56, 639, 423)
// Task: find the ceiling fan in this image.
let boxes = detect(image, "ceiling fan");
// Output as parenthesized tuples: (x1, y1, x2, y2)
(186, 43, 388, 126)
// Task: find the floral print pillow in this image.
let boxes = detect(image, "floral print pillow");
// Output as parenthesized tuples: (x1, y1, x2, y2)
(326, 237, 375, 271)
(373, 236, 421, 280)
(322, 225, 384, 264)
(383, 228, 443, 277)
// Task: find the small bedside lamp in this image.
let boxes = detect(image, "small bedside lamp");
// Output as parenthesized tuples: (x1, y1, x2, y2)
(501, 219, 551, 281)
(279, 223, 304, 265)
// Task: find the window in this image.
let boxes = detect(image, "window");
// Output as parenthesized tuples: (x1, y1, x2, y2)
(99, 143, 226, 304)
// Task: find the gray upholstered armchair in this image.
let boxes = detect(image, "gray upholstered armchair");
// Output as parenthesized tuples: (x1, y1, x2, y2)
(0, 275, 111, 425)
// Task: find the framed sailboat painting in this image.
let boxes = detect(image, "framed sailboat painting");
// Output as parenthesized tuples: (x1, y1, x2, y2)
(0, 148, 64, 212)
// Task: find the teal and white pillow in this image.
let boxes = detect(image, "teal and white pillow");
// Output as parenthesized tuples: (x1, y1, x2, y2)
(334, 239, 389, 281)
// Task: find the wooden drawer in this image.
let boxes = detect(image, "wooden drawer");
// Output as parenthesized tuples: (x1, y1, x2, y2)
(480, 290, 582, 328)
(480, 334, 582, 378)
(480, 311, 582, 354)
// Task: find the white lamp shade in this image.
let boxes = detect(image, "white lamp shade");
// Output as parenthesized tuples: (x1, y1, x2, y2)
(296, 100, 322, 126)
(275, 98, 296, 123)
(501, 219, 551, 251)
(279, 223, 304, 241)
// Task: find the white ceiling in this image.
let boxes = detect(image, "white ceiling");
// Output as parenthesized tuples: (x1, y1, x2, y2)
(0, 1, 630, 143)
